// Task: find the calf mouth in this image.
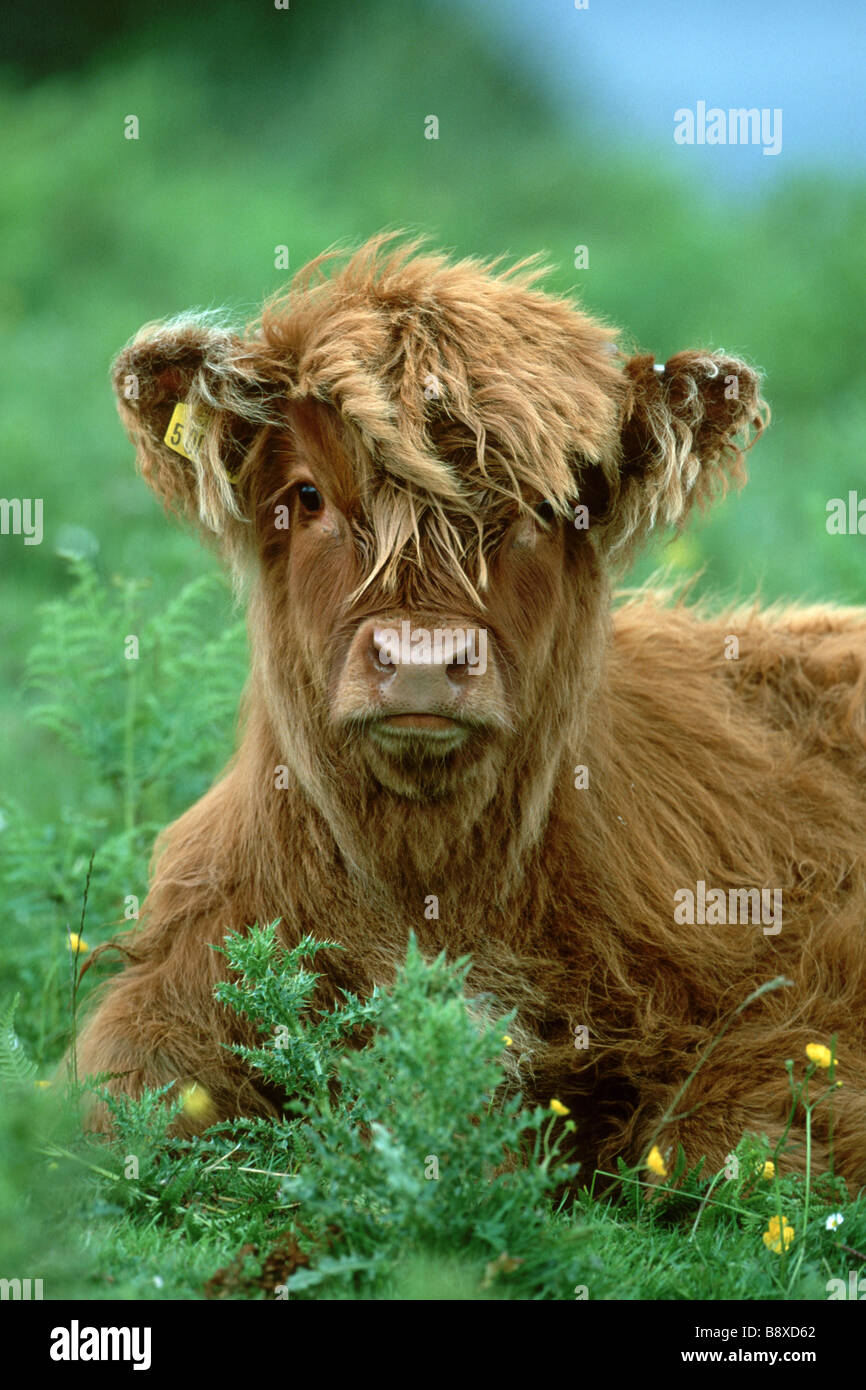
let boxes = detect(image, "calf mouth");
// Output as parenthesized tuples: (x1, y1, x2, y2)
(335, 709, 507, 800)
(369, 712, 471, 753)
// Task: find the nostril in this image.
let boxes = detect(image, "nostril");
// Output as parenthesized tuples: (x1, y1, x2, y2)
(371, 647, 394, 676)
(370, 628, 398, 674)
(446, 659, 470, 683)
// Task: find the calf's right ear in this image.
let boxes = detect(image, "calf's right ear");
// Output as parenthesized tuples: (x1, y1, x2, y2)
(600, 348, 769, 557)
(112, 314, 287, 538)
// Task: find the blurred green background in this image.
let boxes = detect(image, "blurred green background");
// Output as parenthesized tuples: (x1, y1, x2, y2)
(1, 0, 864, 824)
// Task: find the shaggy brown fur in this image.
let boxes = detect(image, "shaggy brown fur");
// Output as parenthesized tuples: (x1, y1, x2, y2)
(79, 234, 866, 1188)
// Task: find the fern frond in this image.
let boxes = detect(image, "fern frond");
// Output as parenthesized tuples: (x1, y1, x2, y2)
(0, 994, 38, 1088)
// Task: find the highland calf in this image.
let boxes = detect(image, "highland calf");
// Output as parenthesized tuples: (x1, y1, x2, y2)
(77, 236, 866, 1187)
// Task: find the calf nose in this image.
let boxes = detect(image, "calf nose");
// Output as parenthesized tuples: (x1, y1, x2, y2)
(330, 615, 508, 738)
(369, 623, 475, 708)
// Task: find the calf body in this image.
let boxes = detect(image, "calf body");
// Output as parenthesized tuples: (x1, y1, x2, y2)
(78, 236, 866, 1185)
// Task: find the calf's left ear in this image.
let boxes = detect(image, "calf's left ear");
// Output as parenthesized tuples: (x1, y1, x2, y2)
(111, 314, 286, 541)
(604, 349, 768, 556)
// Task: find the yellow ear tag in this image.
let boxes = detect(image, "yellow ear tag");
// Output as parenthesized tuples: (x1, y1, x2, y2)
(164, 401, 205, 461)
(164, 402, 239, 484)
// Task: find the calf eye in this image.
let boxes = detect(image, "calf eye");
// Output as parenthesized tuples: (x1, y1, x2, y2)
(535, 500, 556, 524)
(298, 483, 324, 515)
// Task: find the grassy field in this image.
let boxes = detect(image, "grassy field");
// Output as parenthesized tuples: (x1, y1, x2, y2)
(1, 0, 864, 1301)
(3, 912, 864, 1302)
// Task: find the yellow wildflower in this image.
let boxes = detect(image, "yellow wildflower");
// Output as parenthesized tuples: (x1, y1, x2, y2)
(549, 1099, 570, 1117)
(502, 1035, 513, 1047)
(762, 1215, 795, 1253)
(646, 1145, 668, 1178)
(482, 1252, 523, 1288)
(67, 932, 89, 954)
(666, 534, 702, 571)
(805, 1043, 833, 1069)
(760, 1160, 775, 1181)
(180, 1082, 215, 1121)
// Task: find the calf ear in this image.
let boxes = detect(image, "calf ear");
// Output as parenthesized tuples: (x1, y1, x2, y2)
(111, 314, 285, 539)
(601, 349, 768, 557)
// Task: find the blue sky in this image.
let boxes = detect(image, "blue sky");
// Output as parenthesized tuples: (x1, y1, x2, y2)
(460, 0, 865, 186)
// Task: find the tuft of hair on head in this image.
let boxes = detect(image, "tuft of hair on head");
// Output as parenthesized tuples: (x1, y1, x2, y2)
(110, 235, 769, 591)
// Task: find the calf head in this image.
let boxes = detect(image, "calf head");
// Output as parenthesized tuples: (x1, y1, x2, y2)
(112, 236, 766, 868)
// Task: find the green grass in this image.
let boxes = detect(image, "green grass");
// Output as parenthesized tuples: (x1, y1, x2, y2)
(2, 921, 863, 1302)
